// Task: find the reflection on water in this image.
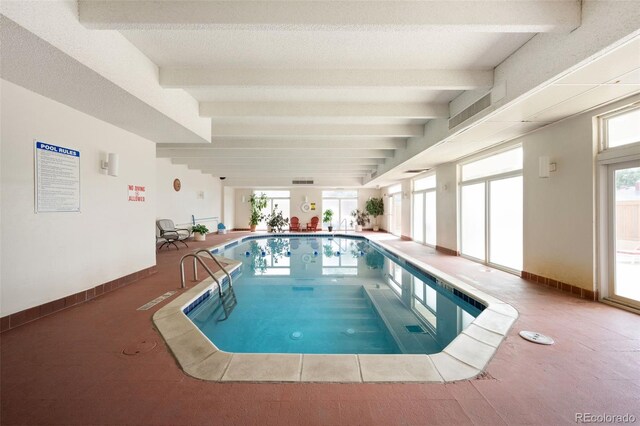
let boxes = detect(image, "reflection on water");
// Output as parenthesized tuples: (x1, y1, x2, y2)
(190, 236, 482, 354)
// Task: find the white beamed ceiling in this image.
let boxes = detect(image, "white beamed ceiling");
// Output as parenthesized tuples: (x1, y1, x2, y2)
(103, 0, 564, 185)
(7, 1, 640, 187)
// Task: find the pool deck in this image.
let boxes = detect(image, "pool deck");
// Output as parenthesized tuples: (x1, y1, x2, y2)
(156, 233, 517, 383)
(1, 231, 639, 425)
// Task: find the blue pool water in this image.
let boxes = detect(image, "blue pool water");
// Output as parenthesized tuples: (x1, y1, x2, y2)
(187, 235, 484, 354)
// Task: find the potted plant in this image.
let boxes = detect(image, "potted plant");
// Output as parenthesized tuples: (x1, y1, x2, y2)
(191, 224, 209, 241)
(365, 197, 384, 231)
(266, 204, 289, 233)
(350, 209, 370, 232)
(323, 209, 334, 232)
(248, 192, 267, 232)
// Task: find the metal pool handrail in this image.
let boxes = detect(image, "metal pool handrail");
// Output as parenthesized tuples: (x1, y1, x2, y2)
(194, 249, 233, 292)
(179, 253, 224, 298)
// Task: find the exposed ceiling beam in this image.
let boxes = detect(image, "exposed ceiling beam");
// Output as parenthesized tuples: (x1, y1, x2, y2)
(161, 68, 492, 90)
(199, 102, 449, 119)
(79, 1, 580, 33)
(157, 148, 394, 158)
(169, 157, 385, 166)
(160, 139, 405, 150)
(202, 170, 369, 178)
(219, 177, 365, 187)
(210, 123, 422, 138)
(183, 163, 375, 172)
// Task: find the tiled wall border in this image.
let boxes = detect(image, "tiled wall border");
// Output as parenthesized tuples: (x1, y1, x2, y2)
(521, 270, 598, 301)
(435, 245, 460, 256)
(0, 265, 158, 333)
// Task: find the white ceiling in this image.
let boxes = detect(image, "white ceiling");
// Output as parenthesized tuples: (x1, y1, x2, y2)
(373, 36, 640, 185)
(6, 0, 639, 188)
(101, 1, 564, 185)
(121, 30, 532, 70)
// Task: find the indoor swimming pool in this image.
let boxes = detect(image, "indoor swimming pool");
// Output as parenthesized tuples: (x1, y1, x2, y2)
(186, 235, 485, 354)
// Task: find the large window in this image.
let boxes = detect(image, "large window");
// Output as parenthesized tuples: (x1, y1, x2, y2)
(459, 146, 523, 272)
(388, 185, 402, 236)
(412, 175, 436, 246)
(254, 190, 290, 230)
(602, 106, 640, 149)
(322, 190, 357, 230)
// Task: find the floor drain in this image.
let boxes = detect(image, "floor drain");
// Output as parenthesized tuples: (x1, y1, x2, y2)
(290, 331, 303, 340)
(405, 325, 426, 334)
(519, 331, 554, 345)
(122, 339, 157, 355)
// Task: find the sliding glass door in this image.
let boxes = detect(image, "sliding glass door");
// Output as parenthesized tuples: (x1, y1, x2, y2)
(322, 190, 358, 230)
(608, 162, 640, 306)
(460, 147, 523, 272)
(412, 175, 436, 246)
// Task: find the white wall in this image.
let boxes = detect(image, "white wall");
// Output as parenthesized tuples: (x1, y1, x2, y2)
(290, 187, 323, 225)
(222, 186, 235, 230)
(155, 158, 222, 230)
(435, 163, 458, 251)
(520, 95, 638, 290)
(0, 80, 156, 316)
(234, 188, 252, 229)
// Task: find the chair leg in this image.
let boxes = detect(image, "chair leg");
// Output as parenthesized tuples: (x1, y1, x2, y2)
(157, 241, 168, 250)
(169, 241, 179, 250)
(179, 240, 189, 247)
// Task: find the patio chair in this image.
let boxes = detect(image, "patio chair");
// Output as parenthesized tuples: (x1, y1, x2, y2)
(156, 219, 191, 250)
(290, 217, 301, 232)
(306, 216, 320, 232)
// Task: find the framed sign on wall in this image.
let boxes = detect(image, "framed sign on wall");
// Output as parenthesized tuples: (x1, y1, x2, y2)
(34, 140, 81, 213)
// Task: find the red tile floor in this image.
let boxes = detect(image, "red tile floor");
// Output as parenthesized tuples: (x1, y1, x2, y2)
(1, 232, 639, 425)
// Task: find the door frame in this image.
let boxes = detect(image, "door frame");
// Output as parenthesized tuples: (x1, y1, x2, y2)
(600, 158, 640, 310)
(459, 169, 523, 275)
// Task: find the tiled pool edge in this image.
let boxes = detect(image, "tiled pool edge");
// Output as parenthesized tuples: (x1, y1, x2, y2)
(153, 233, 519, 383)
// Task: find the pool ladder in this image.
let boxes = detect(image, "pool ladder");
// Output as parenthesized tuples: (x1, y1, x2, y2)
(179, 250, 237, 320)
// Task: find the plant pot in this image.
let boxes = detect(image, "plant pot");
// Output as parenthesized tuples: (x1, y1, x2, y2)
(356, 225, 363, 232)
(250, 225, 257, 232)
(194, 232, 206, 241)
(267, 225, 273, 232)
(373, 225, 380, 232)
(328, 226, 333, 232)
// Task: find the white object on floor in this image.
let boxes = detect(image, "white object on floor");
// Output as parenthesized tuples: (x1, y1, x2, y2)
(519, 331, 554, 345)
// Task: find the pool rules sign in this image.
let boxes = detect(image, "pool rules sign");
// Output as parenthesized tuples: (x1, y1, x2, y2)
(34, 141, 81, 213)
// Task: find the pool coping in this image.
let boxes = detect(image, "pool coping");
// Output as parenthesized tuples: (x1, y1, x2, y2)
(153, 232, 519, 383)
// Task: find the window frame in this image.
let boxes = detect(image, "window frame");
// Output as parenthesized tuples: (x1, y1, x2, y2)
(458, 144, 523, 275)
(599, 104, 640, 152)
(321, 190, 358, 230)
(412, 172, 437, 247)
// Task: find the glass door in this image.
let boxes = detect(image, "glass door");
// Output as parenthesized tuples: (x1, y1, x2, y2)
(608, 161, 640, 307)
(459, 146, 523, 273)
(392, 193, 402, 236)
(489, 176, 523, 271)
(460, 182, 486, 260)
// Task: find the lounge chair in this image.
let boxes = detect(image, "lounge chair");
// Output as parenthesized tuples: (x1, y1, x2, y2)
(290, 216, 301, 232)
(156, 219, 191, 250)
(306, 216, 320, 232)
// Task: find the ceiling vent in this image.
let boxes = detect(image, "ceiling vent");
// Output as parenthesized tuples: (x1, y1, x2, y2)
(449, 92, 492, 130)
(292, 178, 314, 185)
(405, 169, 429, 174)
(370, 170, 378, 179)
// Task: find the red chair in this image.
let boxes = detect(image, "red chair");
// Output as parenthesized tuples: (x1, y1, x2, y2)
(290, 217, 301, 232)
(306, 216, 320, 232)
